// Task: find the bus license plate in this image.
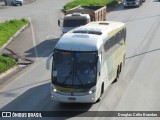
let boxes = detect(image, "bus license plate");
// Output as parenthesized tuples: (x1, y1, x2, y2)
(68, 97, 76, 101)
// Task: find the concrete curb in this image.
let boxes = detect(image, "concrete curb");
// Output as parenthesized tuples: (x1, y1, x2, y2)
(0, 23, 30, 50)
(0, 22, 30, 80)
(0, 66, 18, 79)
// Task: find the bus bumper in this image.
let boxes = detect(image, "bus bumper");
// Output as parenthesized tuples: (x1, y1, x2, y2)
(51, 91, 97, 103)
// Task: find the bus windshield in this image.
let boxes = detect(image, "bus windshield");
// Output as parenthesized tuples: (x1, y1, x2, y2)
(53, 50, 97, 86)
(63, 19, 87, 27)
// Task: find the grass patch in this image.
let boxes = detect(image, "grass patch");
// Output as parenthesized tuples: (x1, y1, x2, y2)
(64, 0, 120, 11)
(0, 55, 16, 74)
(0, 18, 29, 47)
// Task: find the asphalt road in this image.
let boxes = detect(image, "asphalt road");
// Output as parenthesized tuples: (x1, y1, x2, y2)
(0, 0, 160, 120)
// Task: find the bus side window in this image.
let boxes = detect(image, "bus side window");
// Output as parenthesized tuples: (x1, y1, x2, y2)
(116, 31, 122, 43)
(118, 31, 122, 42)
(110, 36, 114, 48)
(104, 34, 120, 52)
(104, 40, 109, 52)
(115, 33, 119, 44)
(106, 37, 111, 50)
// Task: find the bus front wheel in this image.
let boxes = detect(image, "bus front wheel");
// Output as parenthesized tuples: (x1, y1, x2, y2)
(96, 83, 104, 102)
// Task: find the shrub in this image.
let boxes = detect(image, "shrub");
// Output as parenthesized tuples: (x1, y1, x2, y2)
(64, 0, 120, 11)
(0, 55, 16, 74)
(0, 18, 29, 47)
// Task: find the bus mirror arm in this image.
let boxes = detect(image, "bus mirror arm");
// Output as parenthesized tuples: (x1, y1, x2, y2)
(46, 53, 54, 70)
(58, 18, 63, 27)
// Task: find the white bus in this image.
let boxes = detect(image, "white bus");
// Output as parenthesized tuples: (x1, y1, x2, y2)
(46, 21, 126, 103)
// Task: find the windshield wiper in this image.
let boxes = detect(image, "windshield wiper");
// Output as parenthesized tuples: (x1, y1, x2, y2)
(62, 71, 72, 84)
(74, 62, 84, 85)
(75, 72, 84, 85)
(87, 63, 96, 74)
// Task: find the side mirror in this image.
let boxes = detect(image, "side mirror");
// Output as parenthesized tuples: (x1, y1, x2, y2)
(58, 20, 60, 27)
(46, 53, 54, 70)
(97, 54, 101, 76)
(58, 19, 63, 27)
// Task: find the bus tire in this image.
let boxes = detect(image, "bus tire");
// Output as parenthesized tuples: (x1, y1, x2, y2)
(123, 6, 127, 9)
(11, 1, 14, 6)
(112, 66, 120, 84)
(119, 63, 122, 73)
(137, 1, 141, 7)
(5, 1, 7, 6)
(96, 83, 104, 102)
(123, 55, 126, 66)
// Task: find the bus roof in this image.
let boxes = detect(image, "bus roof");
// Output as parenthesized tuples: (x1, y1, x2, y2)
(55, 21, 126, 51)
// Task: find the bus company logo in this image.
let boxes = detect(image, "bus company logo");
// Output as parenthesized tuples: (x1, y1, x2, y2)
(1, 112, 42, 118)
(2, 112, 11, 117)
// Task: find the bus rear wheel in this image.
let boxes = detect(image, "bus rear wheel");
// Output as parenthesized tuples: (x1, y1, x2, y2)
(123, 55, 126, 66)
(112, 66, 120, 84)
(119, 63, 122, 73)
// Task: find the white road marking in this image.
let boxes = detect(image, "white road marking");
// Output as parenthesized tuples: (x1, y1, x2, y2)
(28, 17, 38, 61)
(46, 34, 58, 39)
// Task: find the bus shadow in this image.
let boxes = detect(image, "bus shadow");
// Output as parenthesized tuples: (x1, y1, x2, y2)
(1, 82, 92, 119)
(25, 38, 58, 58)
(126, 47, 160, 59)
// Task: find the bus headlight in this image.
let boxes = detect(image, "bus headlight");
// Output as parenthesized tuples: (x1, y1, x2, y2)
(89, 90, 93, 94)
(52, 85, 57, 92)
(88, 87, 96, 94)
(53, 88, 57, 92)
